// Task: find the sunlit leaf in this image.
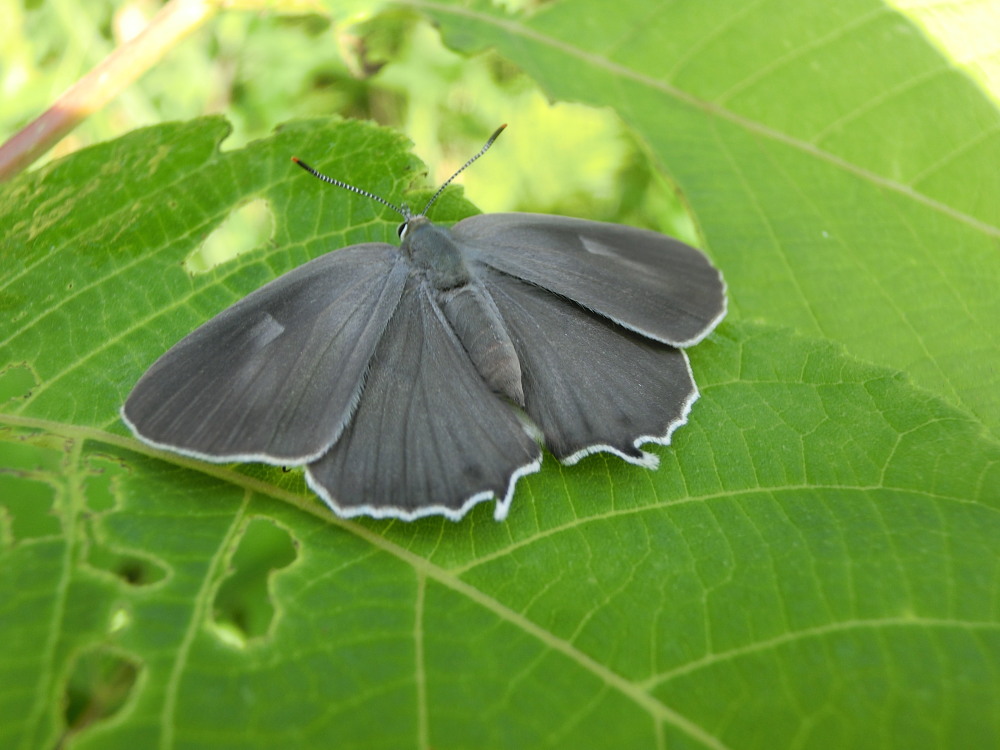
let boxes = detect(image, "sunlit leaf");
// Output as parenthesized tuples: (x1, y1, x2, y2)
(2, 1, 998, 748)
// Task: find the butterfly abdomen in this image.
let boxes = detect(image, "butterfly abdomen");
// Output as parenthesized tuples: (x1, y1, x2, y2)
(438, 282, 524, 407)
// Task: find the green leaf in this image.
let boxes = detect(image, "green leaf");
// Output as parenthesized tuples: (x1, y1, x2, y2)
(416, 0, 1000, 439)
(2, 1, 999, 749)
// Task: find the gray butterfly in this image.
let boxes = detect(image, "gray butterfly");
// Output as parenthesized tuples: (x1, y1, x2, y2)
(122, 127, 726, 521)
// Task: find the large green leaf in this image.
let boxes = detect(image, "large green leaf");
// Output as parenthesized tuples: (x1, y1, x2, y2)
(2, 1, 999, 749)
(415, 0, 1000, 438)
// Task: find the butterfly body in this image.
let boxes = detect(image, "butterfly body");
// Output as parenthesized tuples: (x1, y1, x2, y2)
(403, 216, 525, 405)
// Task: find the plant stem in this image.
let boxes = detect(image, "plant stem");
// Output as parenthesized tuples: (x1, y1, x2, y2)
(0, 0, 219, 182)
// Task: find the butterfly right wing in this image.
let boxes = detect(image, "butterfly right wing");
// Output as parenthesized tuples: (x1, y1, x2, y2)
(451, 213, 722, 467)
(452, 213, 726, 347)
(122, 244, 408, 464)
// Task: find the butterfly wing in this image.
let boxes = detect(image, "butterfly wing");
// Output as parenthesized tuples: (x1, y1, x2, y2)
(452, 213, 726, 347)
(478, 268, 697, 465)
(122, 244, 409, 464)
(306, 274, 542, 521)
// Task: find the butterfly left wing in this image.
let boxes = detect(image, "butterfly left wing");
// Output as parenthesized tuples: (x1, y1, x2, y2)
(306, 274, 542, 521)
(452, 213, 726, 347)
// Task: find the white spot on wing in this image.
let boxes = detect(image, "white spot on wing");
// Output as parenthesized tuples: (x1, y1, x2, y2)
(246, 313, 284, 352)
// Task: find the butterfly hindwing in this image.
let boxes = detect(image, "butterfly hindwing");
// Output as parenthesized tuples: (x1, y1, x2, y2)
(479, 268, 698, 465)
(122, 245, 408, 463)
(306, 274, 542, 521)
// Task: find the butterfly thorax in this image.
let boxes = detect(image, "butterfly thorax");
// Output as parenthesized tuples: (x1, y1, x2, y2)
(402, 217, 470, 290)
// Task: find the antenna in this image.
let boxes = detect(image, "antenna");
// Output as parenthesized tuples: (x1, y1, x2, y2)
(291, 157, 411, 220)
(291, 124, 507, 222)
(419, 123, 506, 216)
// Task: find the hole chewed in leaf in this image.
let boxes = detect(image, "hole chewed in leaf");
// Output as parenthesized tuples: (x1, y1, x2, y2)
(0, 474, 60, 542)
(185, 198, 274, 273)
(61, 647, 140, 743)
(211, 518, 297, 647)
(83, 455, 131, 514)
(81, 455, 169, 586)
(86, 546, 168, 587)
(0, 430, 63, 543)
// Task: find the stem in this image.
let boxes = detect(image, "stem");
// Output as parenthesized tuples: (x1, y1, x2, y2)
(0, 0, 219, 182)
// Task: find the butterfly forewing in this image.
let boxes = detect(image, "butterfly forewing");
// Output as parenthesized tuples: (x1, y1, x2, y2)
(122, 245, 408, 463)
(453, 213, 726, 347)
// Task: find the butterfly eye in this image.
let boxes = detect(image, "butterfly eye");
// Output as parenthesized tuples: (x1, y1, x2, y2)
(397, 222, 408, 239)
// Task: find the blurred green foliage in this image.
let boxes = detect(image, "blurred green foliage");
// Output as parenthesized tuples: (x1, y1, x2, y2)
(1, 0, 689, 236)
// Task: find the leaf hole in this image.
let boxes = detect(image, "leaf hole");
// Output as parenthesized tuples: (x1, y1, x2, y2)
(83, 454, 132, 513)
(61, 647, 140, 742)
(211, 518, 297, 646)
(0, 474, 60, 542)
(185, 198, 274, 274)
(87, 545, 168, 587)
(0, 430, 64, 543)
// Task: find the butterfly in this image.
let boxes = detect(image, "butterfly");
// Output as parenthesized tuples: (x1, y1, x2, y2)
(122, 125, 726, 521)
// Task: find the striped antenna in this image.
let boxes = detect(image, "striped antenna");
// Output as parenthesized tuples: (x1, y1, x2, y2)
(291, 124, 508, 222)
(291, 157, 412, 220)
(420, 124, 507, 217)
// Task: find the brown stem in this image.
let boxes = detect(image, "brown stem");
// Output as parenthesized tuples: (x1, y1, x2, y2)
(0, 0, 219, 182)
